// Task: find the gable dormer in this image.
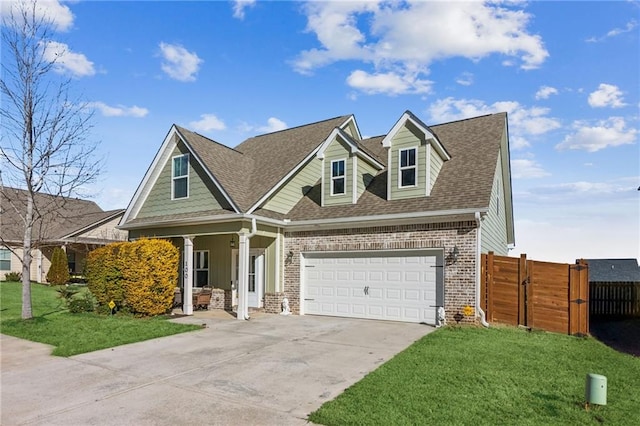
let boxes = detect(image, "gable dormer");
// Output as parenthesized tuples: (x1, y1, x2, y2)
(317, 127, 383, 207)
(382, 111, 450, 201)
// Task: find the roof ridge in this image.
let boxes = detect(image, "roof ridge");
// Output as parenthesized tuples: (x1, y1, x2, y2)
(242, 114, 352, 140)
(430, 112, 505, 128)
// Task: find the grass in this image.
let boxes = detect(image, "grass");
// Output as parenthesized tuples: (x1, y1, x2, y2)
(0, 281, 201, 357)
(309, 325, 640, 426)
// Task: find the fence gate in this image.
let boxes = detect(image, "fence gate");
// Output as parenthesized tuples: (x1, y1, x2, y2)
(481, 253, 589, 336)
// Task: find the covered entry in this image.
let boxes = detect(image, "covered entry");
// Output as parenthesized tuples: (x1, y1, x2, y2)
(302, 250, 444, 325)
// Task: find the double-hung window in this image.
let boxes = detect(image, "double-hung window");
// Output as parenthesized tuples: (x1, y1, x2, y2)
(172, 154, 189, 199)
(331, 159, 346, 195)
(0, 249, 10, 270)
(399, 148, 417, 187)
(194, 250, 209, 287)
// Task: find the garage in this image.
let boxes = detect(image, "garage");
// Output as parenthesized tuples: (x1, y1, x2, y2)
(302, 250, 444, 325)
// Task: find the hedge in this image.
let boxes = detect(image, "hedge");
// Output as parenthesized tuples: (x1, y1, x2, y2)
(86, 239, 179, 316)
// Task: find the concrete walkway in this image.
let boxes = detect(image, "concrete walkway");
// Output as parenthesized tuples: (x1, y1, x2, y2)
(1, 313, 434, 425)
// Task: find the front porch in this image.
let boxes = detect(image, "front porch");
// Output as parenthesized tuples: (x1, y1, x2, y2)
(129, 219, 285, 319)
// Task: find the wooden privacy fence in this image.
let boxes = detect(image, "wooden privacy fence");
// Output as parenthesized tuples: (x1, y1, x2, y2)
(590, 282, 640, 317)
(480, 252, 589, 336)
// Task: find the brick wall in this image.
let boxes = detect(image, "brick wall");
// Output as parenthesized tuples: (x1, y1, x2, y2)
(264, 292, 285, 314)
(283, 221, 479, 324)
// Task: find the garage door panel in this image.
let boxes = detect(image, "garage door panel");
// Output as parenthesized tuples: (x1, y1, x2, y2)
(304, 251, 440, 324)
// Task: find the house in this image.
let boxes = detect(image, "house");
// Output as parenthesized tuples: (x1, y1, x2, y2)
(586, 258, 640, 318)
(0, 187, 127, 282)
(118, 110, 515, 325)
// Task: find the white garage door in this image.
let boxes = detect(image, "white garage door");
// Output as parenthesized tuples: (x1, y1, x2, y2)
(303, 251, 440, 324)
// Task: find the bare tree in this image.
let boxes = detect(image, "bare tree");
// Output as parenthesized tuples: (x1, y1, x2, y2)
(0, 1, 101, 319)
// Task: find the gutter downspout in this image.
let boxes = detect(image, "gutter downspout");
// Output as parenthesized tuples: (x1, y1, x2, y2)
(237, 218, 257, 321)
(475, 212, 490, 328)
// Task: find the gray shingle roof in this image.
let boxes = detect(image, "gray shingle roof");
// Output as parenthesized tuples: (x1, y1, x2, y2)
(1, 187, 124, 243)
(586, 259, 640, 282)
(286, 113, 506, 220)
(175, 115, 351, 212)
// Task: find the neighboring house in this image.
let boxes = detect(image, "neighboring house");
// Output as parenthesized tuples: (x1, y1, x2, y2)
(586, 259, 640, 283)
(586, 258, 640, 318)
(119, 110, 515, 325)
(0, 187, 127, 282)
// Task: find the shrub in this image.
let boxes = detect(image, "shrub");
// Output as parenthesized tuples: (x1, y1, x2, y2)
(47, 247, 70, 286)
(4, 271, 21, 282)
(86, 242, 127, 308)
(68, 293, 95, 313)
(86, 239, 179, 316)
(120, 239, 179, 316)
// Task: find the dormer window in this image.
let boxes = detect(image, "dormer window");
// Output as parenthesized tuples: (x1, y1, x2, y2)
(331, 159, 346, 195)
(399, 147, 417, 187)
(172, 154, 189, 199)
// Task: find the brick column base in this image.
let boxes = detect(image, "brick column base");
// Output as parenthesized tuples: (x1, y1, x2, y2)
(264, 292, 285, 314)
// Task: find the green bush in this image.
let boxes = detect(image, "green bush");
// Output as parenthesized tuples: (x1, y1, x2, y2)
(68, 293, 95, 313)
(4, 271, 21, 282)
(47, 247, 70, 286)
(86, 239, 179, 316)
(86, 242, 127, 308)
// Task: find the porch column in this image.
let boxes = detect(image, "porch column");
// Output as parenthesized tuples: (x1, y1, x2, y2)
(237, 233, 249, 320)
(183, 236, 194, 315)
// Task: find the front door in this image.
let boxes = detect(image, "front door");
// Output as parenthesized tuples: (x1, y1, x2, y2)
(232, 249, 265, 308)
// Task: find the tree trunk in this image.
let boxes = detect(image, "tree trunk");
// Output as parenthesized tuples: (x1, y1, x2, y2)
(21, 189, 34, 319)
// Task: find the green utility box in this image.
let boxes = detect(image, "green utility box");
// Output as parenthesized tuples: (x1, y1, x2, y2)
(585, 373, 607, 405)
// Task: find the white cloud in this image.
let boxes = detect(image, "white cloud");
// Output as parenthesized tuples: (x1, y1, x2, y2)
(346, 70, 432, 95)
(42, 41, 95, 77)
(511, 159, 550, 179)
(257, 117, 288, 133)
(586, 19, 638, 43)
(556, 117, 637, 152)
(293, 1, 548, 95)
(189, 114, 226, 132)
(158, 42, 203, 82)
(588, 83, 627, 108)
(1, 0, 74, 32)
(232, 0, 256, 20)
(88, 102, 148, 118)
(535, 85, 558, 100)
(455, 72, 474, 86)
(427, 97, 561, 149)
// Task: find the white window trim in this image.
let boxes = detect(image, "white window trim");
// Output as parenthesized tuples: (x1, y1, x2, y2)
(0, 248, 11, 271)
(172, 153, 190, 200)
(330, 158, 346, 196)
(194, 250, 209, 287)
(398, 147, 418, 188)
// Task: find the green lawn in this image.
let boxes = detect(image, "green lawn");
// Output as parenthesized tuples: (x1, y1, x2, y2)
(0, 281, 201, 356)
(309, 325, 640, 426)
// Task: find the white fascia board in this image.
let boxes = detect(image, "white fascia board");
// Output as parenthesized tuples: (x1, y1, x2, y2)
(173, 128, 241, 213)
(381, 112, 451, 162)
(120, 125, 179, 225)
(118, 212, 288, 231)
(285, 207, 488, 232)
(500, 115, 516, 245)
(340, 114, 362, 140)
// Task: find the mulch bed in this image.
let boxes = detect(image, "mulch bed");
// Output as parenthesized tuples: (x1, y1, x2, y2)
(590, 318, 640, 357)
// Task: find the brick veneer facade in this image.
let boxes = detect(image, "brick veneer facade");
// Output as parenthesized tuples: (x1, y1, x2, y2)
(282, 221, 479, 324)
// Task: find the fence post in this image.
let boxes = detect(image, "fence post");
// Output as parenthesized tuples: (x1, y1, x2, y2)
(526, 260, 534, 328)
(518, 253, 527, 326)
(569, 259, 589, 336)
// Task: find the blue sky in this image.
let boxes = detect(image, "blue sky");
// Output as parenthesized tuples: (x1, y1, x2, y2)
(2, 0, 639, 263)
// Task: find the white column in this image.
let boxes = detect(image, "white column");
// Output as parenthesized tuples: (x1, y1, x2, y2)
(183, 236, 194, 315)
(237, 233, 249, 320)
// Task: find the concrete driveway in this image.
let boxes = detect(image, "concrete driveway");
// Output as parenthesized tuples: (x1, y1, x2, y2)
(1, 313, 434, 425)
